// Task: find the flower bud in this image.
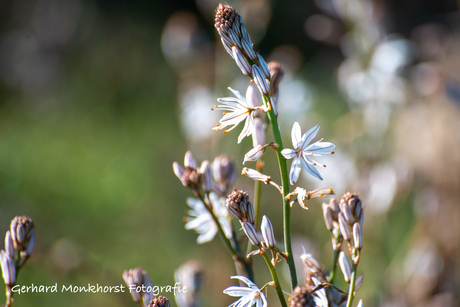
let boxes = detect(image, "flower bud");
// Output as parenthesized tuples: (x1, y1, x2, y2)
(5, 231, 14, 257)
(338, 252, 351, 283)
(226, 189, 254, 224)
(261, 216, 275, 249)
(338, 213, 351, 241)
(233, 46, 251, 76)
(243, 145, 267, 164)
(148, 295, 170, 307)
(10, 216, 35, 255)
(252, 65, 270, 95)
(353, 223, 362, 251)
(123, 267, 154, 304)
(0, 250, 16, 286)
(340, 192, 363, 225)
(212, 155, 236, 195)
(199, 160, 213, 193)
(241, 222, 260, 246)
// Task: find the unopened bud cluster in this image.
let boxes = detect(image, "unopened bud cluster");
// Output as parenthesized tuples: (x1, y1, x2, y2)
(122, 267, 155, 306)
(339, 192, 363, 257)
(1, 216, 36, 306)
(215, 4, 275, 104)
(289, 285, 315, 307)
(173, 151, 236, 196)
(148, 296, 170, 307)
(226, 189, 255, 224)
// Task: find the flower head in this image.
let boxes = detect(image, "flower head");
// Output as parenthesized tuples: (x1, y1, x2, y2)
(281, 122, 335, 184)
(223, 275, 267, 307)
(213, 88, 262, 143)
(185, 193, 232, 244)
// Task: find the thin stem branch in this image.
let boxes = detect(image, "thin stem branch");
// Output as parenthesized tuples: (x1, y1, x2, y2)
(261, 252, 288, 307)
(346, 261, 358, 307)
(197, 193, 254, 280)
(329, 248, 339, 284)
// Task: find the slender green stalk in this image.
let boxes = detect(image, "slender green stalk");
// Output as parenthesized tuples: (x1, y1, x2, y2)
(261, 252, 287, 307)
(197, 193, 254, 280)
(246, 177, 262, 256)
(346, 262, 358, 307)
(262, 95, 298, 289)
(329, 249, 339, 284)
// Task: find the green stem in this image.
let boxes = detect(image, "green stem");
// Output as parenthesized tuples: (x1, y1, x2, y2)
(346, 262, 357, 307)
(261, 252, 287, 307)
(198, 193, 254, 280)
(262, 95, 297, 289)
(329, 248, 339, 284)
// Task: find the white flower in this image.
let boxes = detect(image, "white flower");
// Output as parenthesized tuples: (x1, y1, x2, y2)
(213, 88, 262, 143)
(281, 122, 335, 184)
(223, 275, 267, 307)
(185, 193, 232, 244)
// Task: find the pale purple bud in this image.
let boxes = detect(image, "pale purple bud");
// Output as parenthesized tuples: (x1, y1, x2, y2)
(233, 46, 252, 76)
(268, 61, 284, 96)
(261, 215, 275, 248)
(247, 202, 255, 225)
(300, 253, 322, 273)
(212, 155, 236, 195)
(228, 30, 241, 49)
(226, 189, 254, 224)
(338, 252, 352, 283)
(241, 168, 271, 185)
(0, 251, 16, 285)
(257, 54, 270, 79)
(241, 38, 257, 61)
(122, 270, 142, 303)
(252, 65, 270, 95)
(322, 204, 334, 231)
(25, 232, 35, 256)
(353, 223, 362, 251)
(251, 118, 265, 147)
(242, 222, 260, 246)
(184, 151, 197, 169)
(340, 192, 363, 224)
(355, 274, 364, 291)
(339, 200, 353, 225)
(17, 223, 26, 244)
(10, 219, 18, 244)
(199, 160, 213, 193)
(173, 162, 186, 185)
(220, 37, 233, 57)
(338, 213, 351, 241)
(243, 145, 267, 164)
(5, 231, 14, 257)
(269, 96, 278, 116)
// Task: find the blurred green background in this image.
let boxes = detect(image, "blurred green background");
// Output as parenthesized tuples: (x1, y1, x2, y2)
(1, 0, 459, 306)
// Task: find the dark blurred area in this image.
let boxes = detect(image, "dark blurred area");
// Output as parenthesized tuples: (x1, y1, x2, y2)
(0, 0, 459, 306)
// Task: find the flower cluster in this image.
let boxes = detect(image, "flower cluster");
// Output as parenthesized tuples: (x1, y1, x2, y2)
(168, 4, 364, 307)
(0, 216, 35, 306)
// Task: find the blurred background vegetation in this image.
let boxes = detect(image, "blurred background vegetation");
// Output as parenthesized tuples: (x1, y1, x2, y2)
(1, 0, 459, 306)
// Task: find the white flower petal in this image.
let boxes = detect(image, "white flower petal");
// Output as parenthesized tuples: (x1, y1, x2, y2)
(301, 154, 323, 180)
(289, 156, 302, 184)
(281, 148, 296, 159)
(298, 124, 320, 150)
(291, 122, 302, 148)
(306, 142, 335, 155)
